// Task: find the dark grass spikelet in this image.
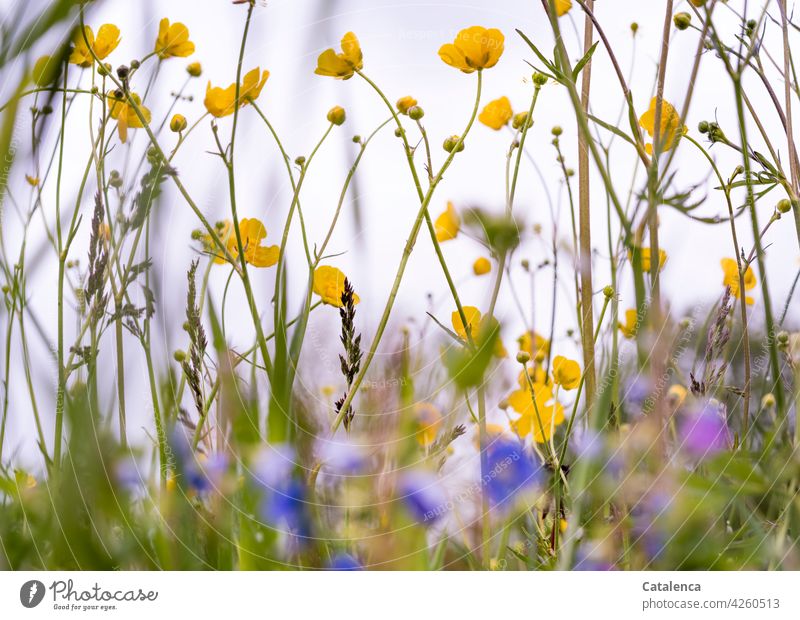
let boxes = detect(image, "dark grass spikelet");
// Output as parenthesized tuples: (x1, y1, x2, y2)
(85, 192, 109, 323)
(182, 260, 207, 417)
(335, 278, 362, 431)
(693, 286, 733, 396)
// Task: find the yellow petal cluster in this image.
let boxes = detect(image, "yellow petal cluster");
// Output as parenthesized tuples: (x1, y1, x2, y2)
(438, 26, 504, 73)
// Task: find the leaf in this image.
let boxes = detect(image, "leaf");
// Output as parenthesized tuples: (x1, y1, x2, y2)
(516, 29, 561, 78)
(588, 114, 636, 146)
(572, 41, 598, 81)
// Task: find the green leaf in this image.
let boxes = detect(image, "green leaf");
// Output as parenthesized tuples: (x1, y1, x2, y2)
(572, 41, 598, 81)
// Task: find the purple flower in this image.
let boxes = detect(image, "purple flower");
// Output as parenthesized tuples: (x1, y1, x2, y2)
(483, 439, 542, 512)
(398, 470, 447, 524)
(678, 401, 730, 460)
(328, 553, 362, 570)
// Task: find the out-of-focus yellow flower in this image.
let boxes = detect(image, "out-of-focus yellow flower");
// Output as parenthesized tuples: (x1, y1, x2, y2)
(518, 331, 550, 362)
(451, 306, 506, 357)
(396, 96, 417, 115)
(721, 257, 756, 305)
(70, 24, 120, 67)
(321, 385, 336, 397)
(434, 201, 460, 242)
(518, 364, 547, 387)
(639, 97, 686, 155)
(473, 256, 491, 275)
(452, 306, 482, 340)
(314, 265, 360, 307)
(479, 96, 513, 130)
(107, 92, 151, 143)
(508, 381, 564, 443)
(315, 32, 363, 79)
(667, 384, 688, 407)
(438, 26, 505, 73)
(32, 55, 58, 86)
(228, 218, 279, 268)
(629, 247, 667, 272)
(618, 308, 640, 339)
(552, 355, 580, 390)
(204, 68, 269, 118)
(415, 402, 443, 446)
(25, 175, 39, 187)
(555, 0, 573, 16)
(154, 18, 195, 59)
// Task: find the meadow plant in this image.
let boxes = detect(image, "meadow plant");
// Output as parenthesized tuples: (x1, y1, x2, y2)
(0, 0, 799, 571)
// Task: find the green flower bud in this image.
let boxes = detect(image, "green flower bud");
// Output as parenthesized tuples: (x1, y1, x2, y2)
(408, 106, 425, 121)
(532, 72, 548, 87)
(673, 12, 691, 31)
(551, 126, 563, 136)
(443, 135, 465, 153)
(170, 114, 187, 133)
(327, 105, 346, 126)
(173, 350, 186, 362)
(777, 199, 792, 214)
(516, 351, 531, 364)
(603, 285, 615, 299)
(698, 121, 710, 134)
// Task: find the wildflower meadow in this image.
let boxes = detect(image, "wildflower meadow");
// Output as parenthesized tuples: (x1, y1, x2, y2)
(1, 0, 800, 574)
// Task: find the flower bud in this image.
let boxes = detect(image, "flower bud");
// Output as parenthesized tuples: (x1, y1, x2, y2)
(408, 106, 425, 121)
(295, 155, 306, 166)
(673, 12, 691, 30)
(532, 72, 548, 87)
(698, 121, 709, 134)
(631, 22, 639, 35)
(512, 112, 532, 130)
(689, 0, 706, 6)
(187, 62, 202, 77)
(761, 393, 776, 409)
(443, 135, 465, 153)
(777, 198, 792, 214)
(396, 96, 417, 115)
(97, 63, 111, 77)
(777, 331, 789, 345)
(327, 105, 346, 126)
(130, 59, 140, 70)
(352, 135, 362, 143)
(603, 285, 615, 299)
(116, 64, 130, 79)
(170, 114, 187, 133)
(551, 126, 563, 137)
(516, 351, 531, 364)
(173, 350, 186, 362)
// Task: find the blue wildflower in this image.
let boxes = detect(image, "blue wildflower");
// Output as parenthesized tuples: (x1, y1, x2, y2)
(328, 553, 362, 570)
(398, 470, 447, 524)
(483, 439, 542, 512)
(678, 400, 729, 460)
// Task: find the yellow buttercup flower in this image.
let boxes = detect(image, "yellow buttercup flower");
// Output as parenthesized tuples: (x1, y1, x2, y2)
(315, 32, 363, 80)
(229, 218, 280, 268)
(639, 97, 686, 155)
(555, 0, 573, 16)
(451, 306, 506, 357)
(107, 92, 151, 143)
(434, 202, 460, 242)
(154, 18, 195, 59)
(508, 382, 564, 443)
(473, 257, 491, 275)
(438, 26, 505, 73)
(70, 24, 120, 67)
(415, 403, 442, 446)
(552, 355, 580, 390)
(667, 384, 688, 407)
(204, 68, 269, 118)
(618, 308, 640, 339)
(397, 96, 417, 115)
(721, 258, 756, 305)
(479, 96, 513, 130)
(313, 266, 360, 307)
(630, 247, 667, 272)
(518, 331, 550, 362)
